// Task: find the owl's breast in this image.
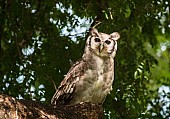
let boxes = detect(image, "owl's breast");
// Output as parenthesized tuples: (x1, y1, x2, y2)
(92, 68, 114, 103)
(73, 66, 114, 104)
(68, 57, 115, 104)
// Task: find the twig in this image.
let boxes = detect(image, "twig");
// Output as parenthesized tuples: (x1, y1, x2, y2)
(92, 21, 102, 28)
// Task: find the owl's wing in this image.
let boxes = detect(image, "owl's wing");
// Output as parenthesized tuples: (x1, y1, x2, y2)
(51, 59, 88, 105)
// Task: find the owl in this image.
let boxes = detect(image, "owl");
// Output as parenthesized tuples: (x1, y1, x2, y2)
(51, 28, 120, 105)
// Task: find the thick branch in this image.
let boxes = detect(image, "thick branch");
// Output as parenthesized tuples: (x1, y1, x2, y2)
(0, 94, 103, 119)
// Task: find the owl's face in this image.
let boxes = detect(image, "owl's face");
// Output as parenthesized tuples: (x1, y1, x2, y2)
(86, 28, 120, 58)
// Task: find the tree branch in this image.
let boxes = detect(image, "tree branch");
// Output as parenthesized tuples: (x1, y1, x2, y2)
(0, 94, 104, 119)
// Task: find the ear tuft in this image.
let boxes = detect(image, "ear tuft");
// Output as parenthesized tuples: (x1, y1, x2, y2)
(89, 27, 99, 36)
(110, 32, 120, 41)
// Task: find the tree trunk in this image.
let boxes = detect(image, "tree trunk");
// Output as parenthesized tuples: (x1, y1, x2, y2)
(0, 94, 104, 119)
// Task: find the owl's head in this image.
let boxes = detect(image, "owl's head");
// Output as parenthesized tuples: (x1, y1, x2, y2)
(85, 28, 120, 58)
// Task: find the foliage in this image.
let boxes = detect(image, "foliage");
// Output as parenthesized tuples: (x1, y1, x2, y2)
(0, 0, 169, 118)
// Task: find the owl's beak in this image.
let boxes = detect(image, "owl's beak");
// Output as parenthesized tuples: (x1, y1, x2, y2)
(99, 43, 104, 53)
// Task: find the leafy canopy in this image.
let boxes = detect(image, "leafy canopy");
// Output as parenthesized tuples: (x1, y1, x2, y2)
(0, 0, 170, 118)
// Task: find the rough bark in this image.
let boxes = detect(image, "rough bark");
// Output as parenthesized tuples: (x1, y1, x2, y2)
(0, 94, 104, 119)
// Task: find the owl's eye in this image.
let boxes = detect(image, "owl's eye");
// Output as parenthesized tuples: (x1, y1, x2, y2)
(105, 40, 111, 45)
(94, 37, 101, 42)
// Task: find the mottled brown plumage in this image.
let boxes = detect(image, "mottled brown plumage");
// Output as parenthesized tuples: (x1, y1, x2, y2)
(51, 28, 120, 105)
